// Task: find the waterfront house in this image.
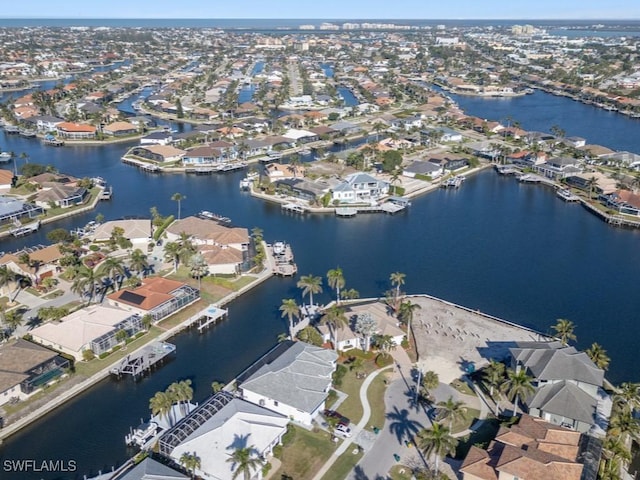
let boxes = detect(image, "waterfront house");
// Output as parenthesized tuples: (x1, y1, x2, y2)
(0, 339, 70, 406)
(30, 305, 144, 360)
(97, 457, 188, 480)
(283, 128, 318, 144)
(535, 157, 582, 180)
(166, 216, 249, 252)
(140, 131, 173, 146)
(34, 183, 89, 209)
(602, 190, 640, 216)
(181, 145, 227, 166)
(129, 145, 186, 164)
(403, 160, 444, 179)
(244, 138, 272, 157)
(237, 341, 338, 426)
(103, 121, 137, 136)
(427, 154, 470, 173)
(329, 120, 362, 135)
(274, 178, 329, 202)
(56, 122, 97, 140)
(331, 172, 390, 204)
(23, 115, 65, 133)
(91, 219, 152, 245)
(0, 195, 44, 226)
(159, 393, 288, 480)
(509, 342, 608, 434)
(460, 414, 585, 480)
(107, 277, 200, 323)
(564, 172, 617, 196)
(265, 162, 306, 181)
(420, 126, 463, 144)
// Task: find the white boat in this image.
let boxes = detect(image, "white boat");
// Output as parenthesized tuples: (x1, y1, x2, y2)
(556, 188, 580, 202)
(240, 178, 252, 190)
(0, 152, 11, 163)
(272, 241, 286, 256)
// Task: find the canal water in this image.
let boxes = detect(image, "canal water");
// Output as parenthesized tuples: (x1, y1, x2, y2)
(1, 89, 640, 478)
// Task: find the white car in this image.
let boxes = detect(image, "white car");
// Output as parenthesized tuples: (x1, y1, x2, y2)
(335, 424, 352, 438)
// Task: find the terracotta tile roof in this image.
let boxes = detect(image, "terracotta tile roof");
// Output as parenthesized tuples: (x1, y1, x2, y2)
(0, 169, 14, 186)
(167, 217, 249, 246)
(198, 245, 243, 266)
(57, 122, 97, 133)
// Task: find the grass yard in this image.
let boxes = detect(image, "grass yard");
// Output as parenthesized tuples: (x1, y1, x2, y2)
(367, 370, 391, 432)
(320, 446, 364, 480)
(275, 426, 337, 480)
(455, 417, 501, 459)
(389, 464, 413, 480)
(449, 407, 480, 435)
(450, 378, 475, 396)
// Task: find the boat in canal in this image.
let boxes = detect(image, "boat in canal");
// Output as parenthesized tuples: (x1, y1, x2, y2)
(9, 220, 41, 237)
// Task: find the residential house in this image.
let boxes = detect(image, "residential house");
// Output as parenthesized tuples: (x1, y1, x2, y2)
(107, 277, 200, 323)
(318, 301, 405, 351)
(331, 172, 389, 204)
(329, 121, 361, 135)
(237, 340, 337, 425)
(91, 219, 152, 245)
(96, 457, 187, 480)
(0, 244, 64, 284)
(0, 169, 14, 191)
(509, 342, 608, 434)
(140, 131, 173, 146)
(103, 121, 137, 136)
(282, 128, 318, 144)
(181, 145, 227, 166)
(602, 189, 640, 216)
(274, 178, 329, 203)
(30, 305, 144, 360)
(460, 414, 585, 480)
(390, 115, 423, 131)
(0, 339, 70, 407)
(535, 157, 582, 180)
(403, 160, 443, 179)
(34, 184, 88, 209)
(129, 145, 186, 164)
(565, 172, 617, 196)
(428, 154, 469, 173)
(265, 162, 306, 181)
(159, 393, 288, 480)
(0, 195, 43, 225)
(23, 115, 65, 133)
(56, 122, 97, 140)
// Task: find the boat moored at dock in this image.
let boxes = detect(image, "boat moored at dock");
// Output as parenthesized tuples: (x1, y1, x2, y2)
(556, 188, 580, 202)
(9, 220, 41, 237)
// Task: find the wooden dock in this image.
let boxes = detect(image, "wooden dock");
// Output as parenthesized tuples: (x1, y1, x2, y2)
(267, 242, 297, 277)
(110, 341, 176, 379)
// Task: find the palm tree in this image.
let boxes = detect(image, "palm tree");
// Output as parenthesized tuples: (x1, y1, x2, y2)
(279, 298, 299, 339)
(164, 241, 181, 272)
(599, 435, 631, 479)
(211, 381, 225, 393)
(70, 265, 99, 304)
(226, 445, 265, 480)
(373, 334, 396, 359)
(398, 300, 421, 345)
(500, 368, 535, 416)
(436, 396, 466, 430)
(608, 408, 640, 441)
(354, 312, 377, 352)
(179, 452, 201, 479)
(97, 256, 125, 292)
(188, 253, 208, 290)
(390, 271, 406, 307)
(552, 318, 577, 346)
(586, 176, 599, 200)
(482, 360, 506, 398)
(320, 304, 348, 350)
(171, 192, 186, 219)
(614, 382, 640, 414)
(3, 309, 23, 333)
(416, 423, 458, 474)
(326, 267, 345, 304)
(421, 370, 440, 400)
(0, 265, 15, 297)
(149, 391, 173, 426)
(297, 274, 323, 308)
(129, 249, 150, 277)
(586, 342, 610, 370)
(176, 379, 194, 415)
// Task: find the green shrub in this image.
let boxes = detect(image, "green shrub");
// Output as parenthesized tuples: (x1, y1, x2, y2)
(415, 174, 433, 182)
(332, 364, 348, 387)
(281, 424, 296, 446)
(112, 345, 121, 352)
(272, 445, 283, 458)
(89, 244, 100, 252)
(375, 353, 393, 368)
(262, 462, 272, 477)
(153, 215, 175, 241)
(99, 351, 110, 359)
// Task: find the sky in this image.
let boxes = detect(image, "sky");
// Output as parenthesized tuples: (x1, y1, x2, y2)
(3, 0, 640, 20)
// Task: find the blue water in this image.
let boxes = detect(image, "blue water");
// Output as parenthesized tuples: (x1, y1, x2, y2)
(251, 61, 265, 76)
(237, 84, 256, 103)
(441, 88, 640, 154)
(320, 63, 334, 78)
(337, 86, 359, 107)
(2, 87, 640, 478)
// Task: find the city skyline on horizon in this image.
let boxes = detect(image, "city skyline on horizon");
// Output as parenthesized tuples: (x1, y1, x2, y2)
(2, 0, 640, 21)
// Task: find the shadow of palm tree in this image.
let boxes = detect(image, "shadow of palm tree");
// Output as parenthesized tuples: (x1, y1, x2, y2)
(226, 432, 252, 451)
(386, 406, 424, 444)
(352, 465, 368, 480)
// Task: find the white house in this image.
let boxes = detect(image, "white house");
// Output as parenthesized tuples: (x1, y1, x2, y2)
(159, 393, 288, 480)
(331, 172, 389, 204)
(237, 341, 337, 426)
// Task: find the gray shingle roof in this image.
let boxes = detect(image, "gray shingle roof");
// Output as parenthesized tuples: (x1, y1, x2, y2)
(528, 380, 596, 425)
(116, 457, 188, 479)
(510, 344, 603, 386)
(240, 342, 337, 413)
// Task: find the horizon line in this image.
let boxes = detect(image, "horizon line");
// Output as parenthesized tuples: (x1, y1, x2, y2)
(1, 16, 639, 21)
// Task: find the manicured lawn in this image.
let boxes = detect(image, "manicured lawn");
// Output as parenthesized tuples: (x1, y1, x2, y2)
(450, 378, 475, 396)
(389, 464, 413, 480)
(367, 370, 391, 432)
(320, 446, 363, 480)
(455, 417, 501, 459)
(333, 353, 378, 424)
(275, 426, 336, 480)
(450, 407, 480, 435)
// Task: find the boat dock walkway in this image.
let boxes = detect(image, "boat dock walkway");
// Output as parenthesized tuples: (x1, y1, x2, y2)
(183, 304, 229, 332)
(110, 341, 176, 379)
(335, 201, 408, 217)
(266, 241, 297, 277)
